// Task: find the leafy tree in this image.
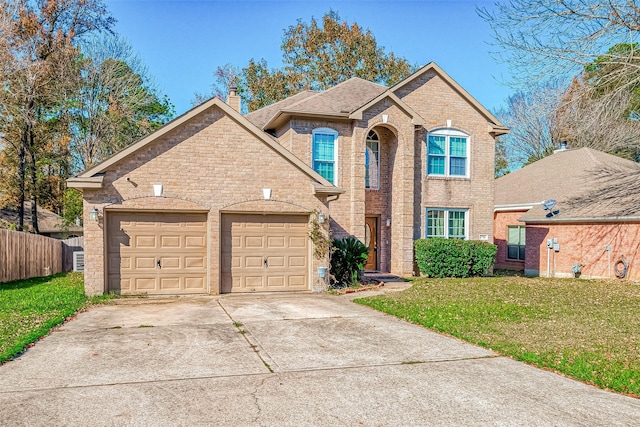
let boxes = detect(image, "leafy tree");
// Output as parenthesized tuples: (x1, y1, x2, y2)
(281, 10, 412, 91)
(0, 0, 114, 231)
(62, 187, 83, 226)
(220, 10, 414, 111)
(71, 35, 174, 169)
(494, 136, 509, 178)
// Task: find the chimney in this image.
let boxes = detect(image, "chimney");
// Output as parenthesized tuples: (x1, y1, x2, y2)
(226, 86, 241, 112)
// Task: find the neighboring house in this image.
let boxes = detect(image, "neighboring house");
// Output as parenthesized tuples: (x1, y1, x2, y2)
(68, 62, 507, 295)
(494, 146, 640, 280)
(0, 201, 83, 239)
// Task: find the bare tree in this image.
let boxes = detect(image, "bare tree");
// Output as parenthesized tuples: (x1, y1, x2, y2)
(478, 0, 640, 102)
(556, 76, 640, 160)
(193, 63, 240, 107)
(494, 81, 564, 167)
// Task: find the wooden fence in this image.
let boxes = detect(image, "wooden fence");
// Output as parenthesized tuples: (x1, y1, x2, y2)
(0, 230, 85, 284)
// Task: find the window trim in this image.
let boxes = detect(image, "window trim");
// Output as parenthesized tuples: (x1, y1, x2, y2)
(312, 127, 338, 185)
(365, 129, 380, 190)
(425, 208, 469, 239)
(506, 225, 526, 261)
(426, 129, 470, 178)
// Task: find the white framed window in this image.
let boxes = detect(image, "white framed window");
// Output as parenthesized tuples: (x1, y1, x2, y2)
(507, 226, 526, 261)
(312, 128, 338, 185)
(427, 129, 469, 177)
(426, 208, 468, 239)
(365, 129, 380, 189)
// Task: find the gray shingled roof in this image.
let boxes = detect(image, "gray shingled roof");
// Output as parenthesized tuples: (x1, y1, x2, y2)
(245, 78, 387, 129)
(245, 90, 318, 129)
(495, 147, 640, 221)
(0, 201, 83, 234)
(283, 78, 387, 115)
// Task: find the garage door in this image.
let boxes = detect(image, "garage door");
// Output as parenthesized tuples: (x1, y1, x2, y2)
(107, 212, 207, 294)
(221, 214, 309, 293)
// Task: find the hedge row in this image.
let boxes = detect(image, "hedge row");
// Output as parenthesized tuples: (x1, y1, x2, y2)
(414, 238, 497, 278)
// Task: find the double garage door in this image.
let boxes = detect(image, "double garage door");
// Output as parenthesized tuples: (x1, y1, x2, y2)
(107, 212, 309, 294)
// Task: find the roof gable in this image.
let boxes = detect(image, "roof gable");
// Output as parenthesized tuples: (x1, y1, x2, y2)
(68, 97, 341, 195)
(391, 62, 508, 135)
(257, 78, 387, 130)
(349, 91, 425, 126)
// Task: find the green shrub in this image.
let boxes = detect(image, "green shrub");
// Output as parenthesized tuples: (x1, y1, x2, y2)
(330, 237, 369, 288)
(414, 238, 497, 278)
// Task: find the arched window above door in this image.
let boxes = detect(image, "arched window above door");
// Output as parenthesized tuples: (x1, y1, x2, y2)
(365, 130, 380, 189)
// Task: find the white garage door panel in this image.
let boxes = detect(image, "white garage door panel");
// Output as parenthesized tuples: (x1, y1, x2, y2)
(221, 214, 310, 293)
(107, 212, 208, 295)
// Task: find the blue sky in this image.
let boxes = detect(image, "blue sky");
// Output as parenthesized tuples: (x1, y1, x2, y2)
(106, 0, 512, 116)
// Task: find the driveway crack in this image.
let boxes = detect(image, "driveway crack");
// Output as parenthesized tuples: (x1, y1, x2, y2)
(251, 376, 268, 425)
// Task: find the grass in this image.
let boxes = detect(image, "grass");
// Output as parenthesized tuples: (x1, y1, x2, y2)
(0, 272, 112, 364)
(354, 276, 640, 397)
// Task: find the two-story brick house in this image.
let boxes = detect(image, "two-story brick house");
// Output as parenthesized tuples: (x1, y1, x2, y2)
(69, 62, 507, 295)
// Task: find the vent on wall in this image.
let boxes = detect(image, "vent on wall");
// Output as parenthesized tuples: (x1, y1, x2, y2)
(73, 251, 85, 272)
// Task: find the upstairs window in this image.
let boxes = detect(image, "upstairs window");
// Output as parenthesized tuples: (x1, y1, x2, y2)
(426, 208, 468, 239)
(427, 129, 469, 177)
(507, 226, 526, 260)
(365, 130, 380, 189)
(312, 128, 338, 185)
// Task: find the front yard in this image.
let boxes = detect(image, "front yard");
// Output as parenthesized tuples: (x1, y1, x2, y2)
(355, 276, 640, 397)
(0, 273, 102, 364)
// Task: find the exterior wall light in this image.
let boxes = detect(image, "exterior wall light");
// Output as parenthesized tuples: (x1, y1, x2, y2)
(386, 218, 391, 227)
(89, 207, 100, 222)
(317, 211, 326, 224)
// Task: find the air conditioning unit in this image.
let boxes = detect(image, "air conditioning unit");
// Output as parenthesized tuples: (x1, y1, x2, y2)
(73, 251, 85, 272)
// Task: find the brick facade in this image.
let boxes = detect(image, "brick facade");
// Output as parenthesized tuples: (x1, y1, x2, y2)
(271, 73, 498, 276)
(495, 210, 640, 280)
(74, 63, 503, 294)
(81, 105, 327, 295)
(525, 222, 640, 280)
(494, 210, 527, 271)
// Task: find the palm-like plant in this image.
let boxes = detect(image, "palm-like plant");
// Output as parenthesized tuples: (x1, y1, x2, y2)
(330, 237, 369, 288)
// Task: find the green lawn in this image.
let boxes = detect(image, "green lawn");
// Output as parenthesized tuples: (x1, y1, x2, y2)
(0, 272, 101, 364)
(355, 276, 640, 397)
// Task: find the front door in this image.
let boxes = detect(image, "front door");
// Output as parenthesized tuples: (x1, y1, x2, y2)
(364, 217, 377, 271)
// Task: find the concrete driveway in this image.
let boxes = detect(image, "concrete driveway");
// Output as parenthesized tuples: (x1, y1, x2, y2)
(0, 293, 639, 426)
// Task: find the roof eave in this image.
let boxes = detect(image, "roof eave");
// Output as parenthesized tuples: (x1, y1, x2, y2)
(521, 215, 640, 224)
(490, 124, 510, 137)
(494, 203, 536, 212)
(313, 184, 346, 196)
(67, 175, 104, 189)
(263, 111, 351, 131)
(349, 91, 425, 126)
